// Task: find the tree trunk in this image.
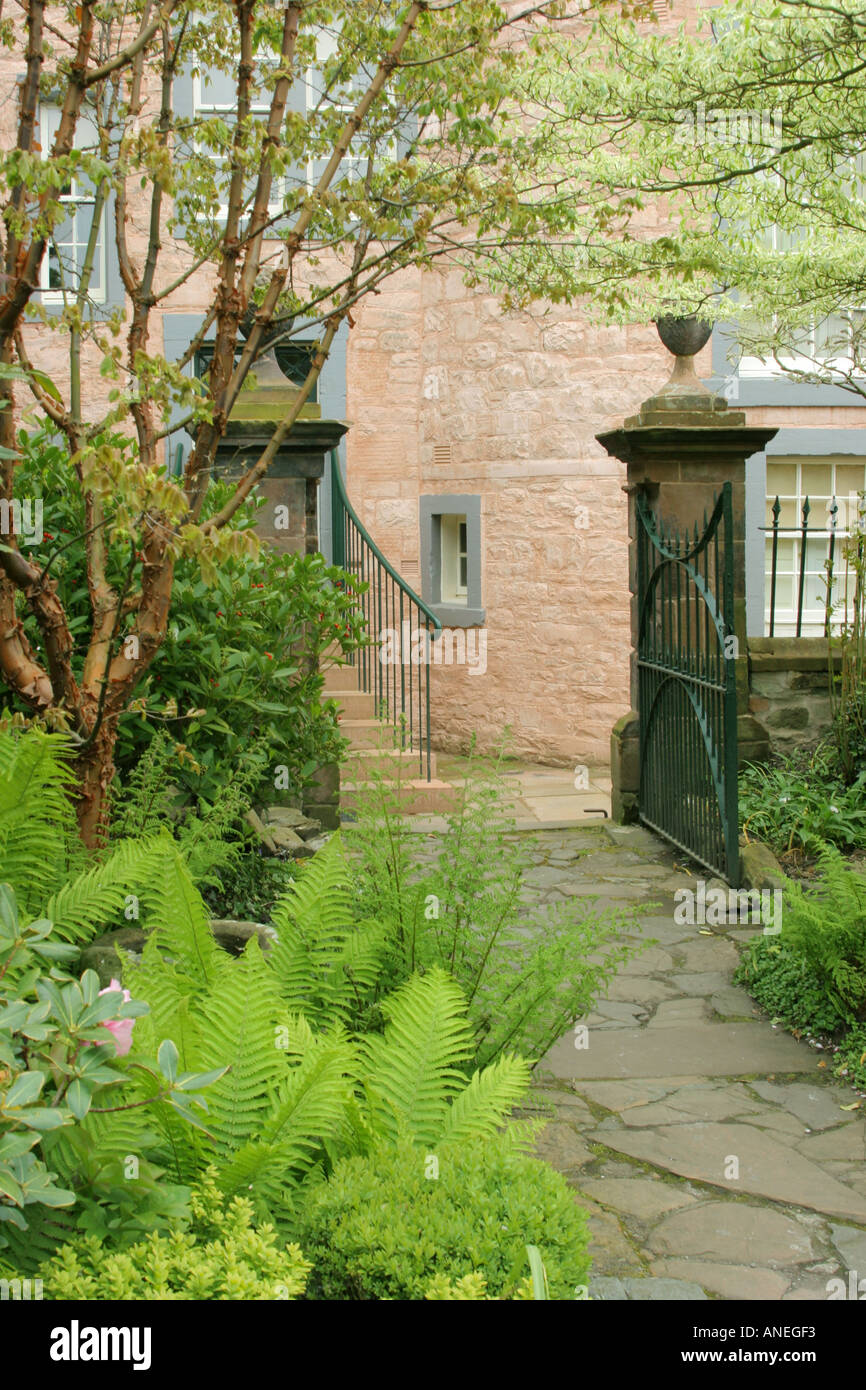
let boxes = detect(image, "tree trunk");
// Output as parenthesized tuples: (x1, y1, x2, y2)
(74, 715, 120, 850)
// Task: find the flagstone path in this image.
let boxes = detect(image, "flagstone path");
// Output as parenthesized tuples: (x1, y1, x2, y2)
(407, 818, 866, 1301)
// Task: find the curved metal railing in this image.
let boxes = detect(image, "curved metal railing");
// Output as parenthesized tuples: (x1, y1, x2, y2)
(329, 449, 442, 781)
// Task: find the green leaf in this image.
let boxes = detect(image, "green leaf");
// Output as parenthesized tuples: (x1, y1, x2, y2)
(3, 1070, 45, 1110)
(66, 1078, 92, 1121)
(158, 1038, 179, 1082)
(19, 1108, 65, 1132)
(29, 369, 62, 404)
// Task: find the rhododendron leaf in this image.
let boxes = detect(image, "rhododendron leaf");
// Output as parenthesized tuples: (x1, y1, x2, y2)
(66, 1078, 92, 1121)
(158, 1038, 179, 1082)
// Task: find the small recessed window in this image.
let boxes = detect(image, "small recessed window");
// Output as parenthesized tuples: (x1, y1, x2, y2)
(441, 513, 468, 604)
(419, 495, 484, 628)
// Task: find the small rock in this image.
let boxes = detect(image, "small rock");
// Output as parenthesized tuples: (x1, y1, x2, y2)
(264, 806, 309, 828)
(295, 819, 323, 841)
(304, 834, 331, 853)
(269, 825, 306, 853)
(588, 1276, 628, 1300)
(245, 808, 276, 853)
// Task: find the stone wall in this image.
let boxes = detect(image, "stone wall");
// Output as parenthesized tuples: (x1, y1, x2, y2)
(345, 267, 690, 766)
(747, 638, 840, 758)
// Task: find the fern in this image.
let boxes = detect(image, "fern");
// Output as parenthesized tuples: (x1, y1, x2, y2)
(140, 839, 223, 991)
(0, 729, 81, 909)
(779, 851, 866, 1021)
(191, 941, 284, 1156)
(218, 1030, 358, 1204)
(43, 836, 166, 943)
(362, 968, 525, 1147)
(268, 834, 384, 1028)
(438, 1054, 531, 1144)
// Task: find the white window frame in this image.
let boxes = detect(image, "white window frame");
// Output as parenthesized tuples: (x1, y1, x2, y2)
(304, 29, 367, 194)
(764, 456, 866, 636)
(440, 512, 468, 605)
(740, 161, 866, 379)
(191, 72, 290, 223)
(38, 104, 106, 304)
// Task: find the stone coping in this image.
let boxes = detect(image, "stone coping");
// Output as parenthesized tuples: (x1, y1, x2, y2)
(747, 637, 843, 672)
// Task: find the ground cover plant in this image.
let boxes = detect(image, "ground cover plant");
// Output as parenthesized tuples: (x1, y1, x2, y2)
(739, 747, 866, 866)
(735, 852, 866, 1091)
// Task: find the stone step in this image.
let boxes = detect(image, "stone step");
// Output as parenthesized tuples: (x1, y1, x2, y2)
(322, 661, 361, 693)
(342, 777, 456, 816)
(338, 718, 390, 748)
(326, 689, 378, 720)
(345, 746, 438, 779)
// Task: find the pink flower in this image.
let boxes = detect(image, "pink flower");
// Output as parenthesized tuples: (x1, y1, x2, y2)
(98, 979, 134, 1057)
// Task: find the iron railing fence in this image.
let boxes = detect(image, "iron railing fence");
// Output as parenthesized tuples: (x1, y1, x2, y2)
(329, 450, 442, 781)
(764, 494, 866, 638)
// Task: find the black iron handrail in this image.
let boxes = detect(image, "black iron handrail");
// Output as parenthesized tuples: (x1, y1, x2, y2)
(329, 449, 442, 781)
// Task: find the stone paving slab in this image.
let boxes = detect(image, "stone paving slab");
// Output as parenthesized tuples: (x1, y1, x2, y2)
(590, 1275, 708, 1301)
(545, 1021, 819, 1079)
(587, 1121, 866, 1222)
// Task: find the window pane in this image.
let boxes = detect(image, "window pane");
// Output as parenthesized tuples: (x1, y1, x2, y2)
(766, 462, 796, 496)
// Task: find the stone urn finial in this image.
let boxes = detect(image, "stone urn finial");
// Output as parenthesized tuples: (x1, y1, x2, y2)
(653, 314, 714, 398)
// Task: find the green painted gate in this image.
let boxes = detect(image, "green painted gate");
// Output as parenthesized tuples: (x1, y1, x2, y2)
(635, 481, 739, 884)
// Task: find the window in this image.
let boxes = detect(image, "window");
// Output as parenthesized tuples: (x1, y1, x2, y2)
(38, 104, 106, 302)
(190, 69, 295, 220)
(304, 28, 369, 193)
(440, 514, 468, 603)
(419, 495, 484, 627)
(739, 161, 866, 378)
(764, 456, 866, 635)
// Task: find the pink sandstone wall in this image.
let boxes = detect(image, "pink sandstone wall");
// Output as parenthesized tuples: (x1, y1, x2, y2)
(345, 268, 678, 766)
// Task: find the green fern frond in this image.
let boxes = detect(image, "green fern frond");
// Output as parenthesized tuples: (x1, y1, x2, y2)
(362, 968, 475, 1146)
(218, 1032, 357, 1200)
(42, 835, 166, 943)
(0, 729, 79, 910)
(268, 833, 384, 1026)
(437, 1053, 531, 1144)
(139, 839, 222, 990)
(191, 940, 286, 1155)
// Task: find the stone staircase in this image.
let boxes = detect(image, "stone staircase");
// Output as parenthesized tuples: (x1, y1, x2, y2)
(322, 660, 456, 816)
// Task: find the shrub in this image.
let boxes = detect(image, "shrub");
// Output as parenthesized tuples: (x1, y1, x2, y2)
(36, 1170, 310, 1300)
(739, 748, 866, 858)
(734, 937, 848, 1035)
(776, 854, 866, 1023)
(294, 1132, 591, 1301)
(833, 1023, 866, 1090)
(115, 538, 363, 803)
(734, 853, 866, 1032)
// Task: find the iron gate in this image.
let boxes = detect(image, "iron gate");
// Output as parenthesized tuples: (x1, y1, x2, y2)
(635, 481, 739, 883)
